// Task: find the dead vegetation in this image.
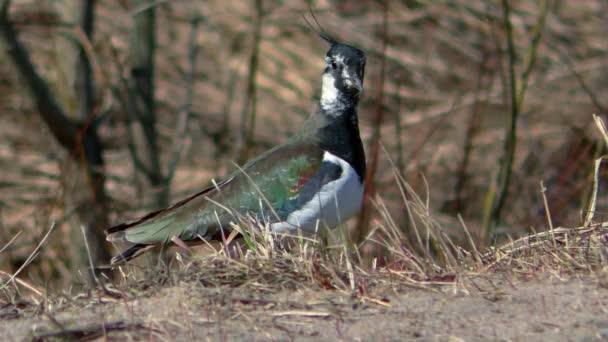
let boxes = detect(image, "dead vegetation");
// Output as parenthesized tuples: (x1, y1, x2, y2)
(2, 111, 608, 337)
(1, 0, 608, 339)
(1, 189, 607, 339)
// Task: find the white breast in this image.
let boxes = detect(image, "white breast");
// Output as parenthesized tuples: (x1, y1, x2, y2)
(271, 151, 364, 234)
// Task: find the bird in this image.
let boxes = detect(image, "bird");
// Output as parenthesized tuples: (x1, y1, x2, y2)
(105, 35, 367, 265)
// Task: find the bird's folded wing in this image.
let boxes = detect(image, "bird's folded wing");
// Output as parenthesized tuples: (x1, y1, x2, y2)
(105, 143, 340, 245)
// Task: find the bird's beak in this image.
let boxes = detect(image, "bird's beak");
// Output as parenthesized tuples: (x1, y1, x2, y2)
(345, 76, 362, 95)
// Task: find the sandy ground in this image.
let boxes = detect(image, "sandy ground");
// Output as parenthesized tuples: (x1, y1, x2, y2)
(2, 272, 608, 341)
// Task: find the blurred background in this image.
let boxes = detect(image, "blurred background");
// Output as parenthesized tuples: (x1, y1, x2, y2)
(1, 0, 607, 288)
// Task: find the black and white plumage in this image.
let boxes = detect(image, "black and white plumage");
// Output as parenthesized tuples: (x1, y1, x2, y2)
(105, 36, 367, 265)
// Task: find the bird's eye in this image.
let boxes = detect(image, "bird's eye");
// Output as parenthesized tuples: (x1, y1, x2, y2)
(330, 61, 338, 70)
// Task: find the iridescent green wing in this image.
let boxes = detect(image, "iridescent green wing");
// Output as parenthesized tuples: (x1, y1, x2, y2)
(214, 143, 324, 221)
(106, 143, 325, 245)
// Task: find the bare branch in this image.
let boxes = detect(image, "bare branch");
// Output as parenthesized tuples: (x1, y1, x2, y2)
(357, 0, 389, 243)
(0, 0, 78, 150)
(237, 0, 264, 164)
(166, 17, 201, 185)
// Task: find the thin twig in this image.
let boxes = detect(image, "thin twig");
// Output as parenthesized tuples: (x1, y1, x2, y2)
(563, 56, 607, 114)
(167, 17, 201, 185)
(238, 0, 264, 163)
(357, 0, 389, 242)
(454, 44, 491, 212)
(516, 0, 549, 108)
(486, 0, 549, 239)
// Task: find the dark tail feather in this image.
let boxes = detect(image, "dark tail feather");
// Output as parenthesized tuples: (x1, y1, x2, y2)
(110, 244, 156, 266)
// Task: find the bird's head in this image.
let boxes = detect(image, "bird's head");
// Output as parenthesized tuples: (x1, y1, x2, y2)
(320, 39, 366, 114)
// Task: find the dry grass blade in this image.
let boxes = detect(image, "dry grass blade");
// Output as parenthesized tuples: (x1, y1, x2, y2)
(539, 181, 556, 247)
(585, 114, 608, 226)
(0, 270, 43, 299)
(271, 310, 331, 318)
(362, 145, 469, 283)
(482, 223, 607, 270)
(80, 224, 100, 286)
(0, 231, 22, 254)
(1, 222, 56, 292)
(593, 114, 608, 146)
(457, 214, 482, 264)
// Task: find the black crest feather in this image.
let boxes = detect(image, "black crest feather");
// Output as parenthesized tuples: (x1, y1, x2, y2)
(303, 6, 337, 46)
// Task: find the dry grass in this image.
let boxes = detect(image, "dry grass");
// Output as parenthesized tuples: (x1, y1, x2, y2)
(1, 177, 607, 339)
(2, 2, 608, 339)
(3, 129, 607, 309)
(1, 207, 606, 339)
(3, 116, 608, 307)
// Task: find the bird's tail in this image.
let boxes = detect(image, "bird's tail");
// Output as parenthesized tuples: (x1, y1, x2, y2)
(110, 244, 157, 266)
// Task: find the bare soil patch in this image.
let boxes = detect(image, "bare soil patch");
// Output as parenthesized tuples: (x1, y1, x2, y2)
(2, 272, 607, 341)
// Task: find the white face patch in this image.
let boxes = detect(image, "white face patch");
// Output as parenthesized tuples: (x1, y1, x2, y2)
(321, 54, 349, 114)
(270, 151, 364, 234)
(320, 73, 340, 111)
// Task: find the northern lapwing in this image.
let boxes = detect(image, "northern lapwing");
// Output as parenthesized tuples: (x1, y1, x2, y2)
(106, 35, 367, 265)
